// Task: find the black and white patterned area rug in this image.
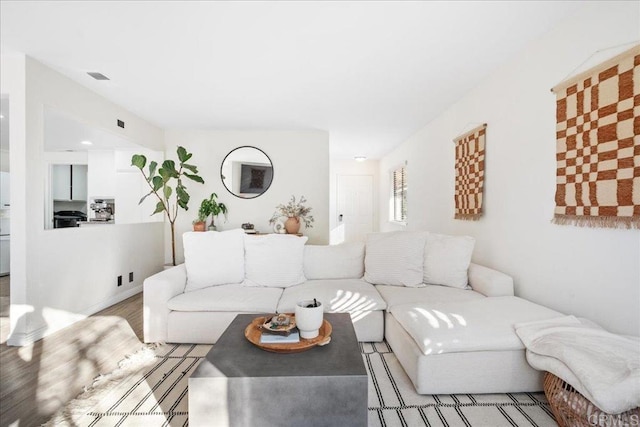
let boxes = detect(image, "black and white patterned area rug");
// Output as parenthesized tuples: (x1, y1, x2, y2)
(46, 342, 557, 426)
(361, 342, 556, 427)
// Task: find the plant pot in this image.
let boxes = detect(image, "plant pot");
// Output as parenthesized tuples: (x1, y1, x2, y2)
(193, 221, 206, 232)
(295, 300, 323, 339)
(208, 224, 217, 231)
(284, 217, 301, 234)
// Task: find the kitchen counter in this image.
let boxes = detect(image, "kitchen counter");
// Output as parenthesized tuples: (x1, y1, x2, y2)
(79, 220, 115, 226)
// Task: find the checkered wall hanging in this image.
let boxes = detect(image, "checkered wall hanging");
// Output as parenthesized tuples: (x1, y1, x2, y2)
(453, 124, 487, 220)
(551, 45, 639, 229)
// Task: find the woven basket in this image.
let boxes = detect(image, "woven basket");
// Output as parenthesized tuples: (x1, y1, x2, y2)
(543, 372, 639, 427)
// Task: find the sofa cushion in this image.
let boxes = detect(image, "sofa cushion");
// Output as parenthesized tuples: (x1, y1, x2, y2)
(389, 296, 562, 355)
(364, 231, 427, 287)
(303, 242, 365, 280)
(375, 284, 484, 309)
(167, 284, 282, 313)
(277, 279, 387, 314)
(423, 233, 475, 289)
(183, 229, 245, 292)
(244, 234, 308, 288)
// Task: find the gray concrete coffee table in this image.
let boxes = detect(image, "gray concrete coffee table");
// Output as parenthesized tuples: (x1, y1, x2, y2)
(189, 313, 367, 427)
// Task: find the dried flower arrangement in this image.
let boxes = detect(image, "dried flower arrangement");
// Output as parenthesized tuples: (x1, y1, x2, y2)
(269, 195, 315, 229)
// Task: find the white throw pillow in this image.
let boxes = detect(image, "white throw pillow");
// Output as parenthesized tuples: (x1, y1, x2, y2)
(303, 242, 365, 280)
(244, 234, 308, 288)
(183, 229, 246, 292)
(423, 233, 475, 288)
(364, 231, 427, 287)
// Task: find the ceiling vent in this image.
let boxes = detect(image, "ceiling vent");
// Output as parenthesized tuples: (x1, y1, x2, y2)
(87, 72, 110, 81)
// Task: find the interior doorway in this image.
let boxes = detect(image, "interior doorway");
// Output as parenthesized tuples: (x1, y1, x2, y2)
(335, 175, 374, 244)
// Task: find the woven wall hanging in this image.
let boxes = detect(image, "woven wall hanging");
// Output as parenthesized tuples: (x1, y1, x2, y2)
(551, 45, 639, 229)
(453, 124, 487, 220)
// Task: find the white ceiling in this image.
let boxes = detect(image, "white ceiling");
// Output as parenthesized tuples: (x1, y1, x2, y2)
(0, 1, 583, 159)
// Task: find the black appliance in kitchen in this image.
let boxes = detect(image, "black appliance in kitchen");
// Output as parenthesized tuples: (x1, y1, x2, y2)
(53, 210, 87, 228)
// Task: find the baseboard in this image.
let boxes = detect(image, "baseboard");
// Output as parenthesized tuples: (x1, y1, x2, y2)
(6, 285, 143, 347)
(81, 285, 143, 317)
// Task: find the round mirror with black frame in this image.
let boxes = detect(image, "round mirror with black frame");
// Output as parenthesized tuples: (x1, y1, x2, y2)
(220, 146, 274, 199)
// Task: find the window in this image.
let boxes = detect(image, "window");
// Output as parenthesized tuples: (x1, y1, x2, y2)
(391, 165, 407, 223)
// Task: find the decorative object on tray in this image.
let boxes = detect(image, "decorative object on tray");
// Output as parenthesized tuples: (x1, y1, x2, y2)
(262, 313, 297, 336)
(245, 315, 332, 353)
(268, 195, 314, 234)
(551, 44, 640, 229)
(453, 123, 487, 221)
(295, 299, 323, 339)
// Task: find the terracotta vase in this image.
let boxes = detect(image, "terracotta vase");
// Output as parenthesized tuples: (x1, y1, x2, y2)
(193, 221, 206, 232)
(284, 216, 301, 234)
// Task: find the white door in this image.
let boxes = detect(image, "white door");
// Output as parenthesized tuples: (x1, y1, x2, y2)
(336, 175, 373, 244)
(0, 172, 9, 209)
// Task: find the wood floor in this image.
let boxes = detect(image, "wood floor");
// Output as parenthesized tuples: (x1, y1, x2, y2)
(0, 276, 145, 427)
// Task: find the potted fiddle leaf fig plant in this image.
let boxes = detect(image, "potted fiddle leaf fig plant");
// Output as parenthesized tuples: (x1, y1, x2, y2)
(131, 146, 204, 266)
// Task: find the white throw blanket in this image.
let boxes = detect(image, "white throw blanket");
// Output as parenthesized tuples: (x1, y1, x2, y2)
(515, 316, 640, 414)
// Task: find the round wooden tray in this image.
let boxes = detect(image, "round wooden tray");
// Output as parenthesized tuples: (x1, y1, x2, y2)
(244, 315, 332, 354)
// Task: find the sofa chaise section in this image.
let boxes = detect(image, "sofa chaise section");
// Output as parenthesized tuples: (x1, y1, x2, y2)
(362, 231, 564, 394)
(385, 297, 563, 394)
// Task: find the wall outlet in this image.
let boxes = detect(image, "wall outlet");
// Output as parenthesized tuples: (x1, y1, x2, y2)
(129, 272, 134, 283)
(117, 275, 123, 287)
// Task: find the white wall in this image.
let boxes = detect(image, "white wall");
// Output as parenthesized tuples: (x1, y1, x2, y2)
(0, 149, 8, 172)
(3, 55, 166, 345)
(329, 158, 380, 243)
(379, 2, 640, 335)
(1, 54, 27, 342)
(164, 130, 330, 264)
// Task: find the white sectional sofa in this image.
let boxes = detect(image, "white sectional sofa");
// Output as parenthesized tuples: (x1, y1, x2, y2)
(144, 231, 387, 343)
(143, 229, 564, 394)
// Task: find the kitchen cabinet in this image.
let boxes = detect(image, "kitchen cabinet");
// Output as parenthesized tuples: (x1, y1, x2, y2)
(72, 165, 88, 201)
(52, 164, 87, 201)
(0, 172, 9, 209)
(88, 151, 115, 198)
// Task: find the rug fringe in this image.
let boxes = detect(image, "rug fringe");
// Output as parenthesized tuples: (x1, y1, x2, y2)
(455, 213, 482, 221)
(552, 215, 640, 229)
(44, 344, 158, 426)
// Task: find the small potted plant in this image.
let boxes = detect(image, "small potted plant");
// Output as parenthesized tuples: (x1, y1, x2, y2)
(193, 193, 228, 231)
(268, 195, 314, 234)
(192, 208, 209, 232)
